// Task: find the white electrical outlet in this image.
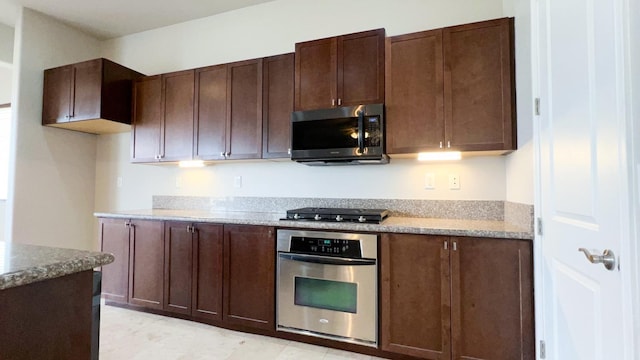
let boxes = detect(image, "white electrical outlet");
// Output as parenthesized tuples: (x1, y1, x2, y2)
(116, 176, 123, 188)
(425, 173, 435, 189)
(234, 176, 242, 189)
(449, 174, 460, 190)
(176, 176, 182, 188)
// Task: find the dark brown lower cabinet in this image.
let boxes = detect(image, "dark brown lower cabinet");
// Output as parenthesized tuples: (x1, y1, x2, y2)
(192, 223, 224, 321)
(164, 221, 194, 315)
(381, 233, 451, 359)
(163, 221, 224, 320)
(128, 220, 165, 310)
(223, 225, 275, 331)
(100, 218, 131, 303)
(451, 237, 534, 360)
(381, 233, 534, 360)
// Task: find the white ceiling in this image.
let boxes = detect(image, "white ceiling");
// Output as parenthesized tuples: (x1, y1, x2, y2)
(0, 0, 276, 39)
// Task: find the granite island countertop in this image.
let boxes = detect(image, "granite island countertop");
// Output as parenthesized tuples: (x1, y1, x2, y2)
(95, 209, 534, 240)
(0, 241, 115, 290)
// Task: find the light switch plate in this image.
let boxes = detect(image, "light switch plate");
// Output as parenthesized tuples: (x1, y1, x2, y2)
(425, 173, 435, 189)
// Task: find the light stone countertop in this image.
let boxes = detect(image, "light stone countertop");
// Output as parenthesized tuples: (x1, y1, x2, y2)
(0, 241, 115, 290)
(95, 209, 534, 240)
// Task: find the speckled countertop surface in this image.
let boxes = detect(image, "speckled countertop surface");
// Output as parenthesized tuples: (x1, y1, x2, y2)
(0, 241, 115, 290)
(95, 209, 533, 240)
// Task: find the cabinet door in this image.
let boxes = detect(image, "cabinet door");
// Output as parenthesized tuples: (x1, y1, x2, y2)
(42, 65, 72, 124)
(262, 53, 294, 159)
(223, 225, 275, 331)
(128, 220, 164, 310)
(338, 29, 385, 107)
(451, 237, 534, 360)
(161, 70, 195, 162)
(295, 37, 337, 111)
(99, 218, 130, 304)
(132, 76, 162, 162)
(163, 221, 193, 315)
(386, 30, 445, 154)
(192, 223, 224, 321)
(71, 59, 102, 122)
(195, 65, 227, 160)
(444, 18, 515, 151)
(227, 59, 263, 160)
(380, 233, 451, 359)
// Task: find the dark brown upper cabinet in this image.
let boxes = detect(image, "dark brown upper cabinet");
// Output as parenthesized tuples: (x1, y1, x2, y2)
(262, 53, 294, 159)
(131, 70, 195, 163)
(195, 59, 263, 161)
(386, 29, 445, 154)
(295, 29, 385, 111)
(162, 70, 195, 162)
(131, 75, 162, 162)
(386, 18, 515, 154)
(42, 58, 143, 134)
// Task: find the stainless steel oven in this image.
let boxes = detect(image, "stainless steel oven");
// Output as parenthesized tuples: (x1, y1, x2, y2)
(276, 229, 378, 347)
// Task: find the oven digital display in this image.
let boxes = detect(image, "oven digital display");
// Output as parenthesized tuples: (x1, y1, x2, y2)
(294, 277, 357, 314)
(290, 236, 363, 258)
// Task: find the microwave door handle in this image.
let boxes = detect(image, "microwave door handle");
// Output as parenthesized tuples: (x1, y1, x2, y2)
(357, 110, 365, 153)
(279, 253, 376, 266)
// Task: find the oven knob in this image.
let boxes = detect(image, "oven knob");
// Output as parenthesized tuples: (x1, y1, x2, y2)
(293, 213, 300, 220)
(335, 215, 343, 222)
(314, 214, 321, 221)
(358, 216, 367, 223)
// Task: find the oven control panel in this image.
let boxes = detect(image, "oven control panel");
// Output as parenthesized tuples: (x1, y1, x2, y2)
(290, 236, 363, 258)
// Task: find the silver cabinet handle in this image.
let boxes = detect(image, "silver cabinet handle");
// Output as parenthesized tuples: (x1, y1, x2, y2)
(439, 141, 443, 149)
(337, 98, 342, 106)
(578, 248, 616, 271)
(447, 141, 451, 148)
(331, 99, 336, 107)
(287, 148, 291, 155)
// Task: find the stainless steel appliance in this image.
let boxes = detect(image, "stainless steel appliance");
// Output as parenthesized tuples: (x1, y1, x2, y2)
(276, 229, 378, 347)
(290, 103, 388, 165)
(283, 207, 390, 224)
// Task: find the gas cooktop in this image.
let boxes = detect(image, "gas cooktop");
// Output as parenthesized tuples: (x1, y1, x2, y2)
(283, 207, 390, 224)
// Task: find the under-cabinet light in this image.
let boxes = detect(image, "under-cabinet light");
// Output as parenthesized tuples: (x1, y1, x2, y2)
(417, 151, 462, 161)
(179, 160, 206, 168)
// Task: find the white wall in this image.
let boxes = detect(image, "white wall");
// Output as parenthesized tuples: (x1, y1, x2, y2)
(97, 0, 525, 212)
(504, 0, 535, 205)
(7, 8, 101, 249)
(0, 68, 11, 104)
(0, 23, 13, 66)
(0, 24, 12, 243)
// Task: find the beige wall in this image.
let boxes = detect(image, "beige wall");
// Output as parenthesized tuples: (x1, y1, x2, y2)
(97, 0, 531, 213)
(7, 8, 100, 249)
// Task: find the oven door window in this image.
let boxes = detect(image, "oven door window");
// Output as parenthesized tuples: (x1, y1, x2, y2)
(294, 276, 357, 314)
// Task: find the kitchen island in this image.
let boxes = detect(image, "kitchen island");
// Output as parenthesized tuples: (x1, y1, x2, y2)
(0, 241, 114, 360)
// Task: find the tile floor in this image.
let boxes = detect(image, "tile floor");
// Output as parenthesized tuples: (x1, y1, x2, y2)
(99, 305, 388, 360)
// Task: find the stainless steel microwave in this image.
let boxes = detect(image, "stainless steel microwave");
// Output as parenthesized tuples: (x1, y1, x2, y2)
(290, 104, 388, 165)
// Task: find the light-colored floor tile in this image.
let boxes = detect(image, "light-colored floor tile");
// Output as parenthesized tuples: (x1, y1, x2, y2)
(99, 305, 389, 360)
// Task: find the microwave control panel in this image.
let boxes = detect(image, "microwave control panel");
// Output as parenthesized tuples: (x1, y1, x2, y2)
(290, 236, 362, 258)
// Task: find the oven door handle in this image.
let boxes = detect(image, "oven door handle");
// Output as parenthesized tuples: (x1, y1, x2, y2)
(279, 253, 376, 266)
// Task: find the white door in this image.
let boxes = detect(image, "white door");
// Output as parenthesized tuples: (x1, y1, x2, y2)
(536, 0, 633, 359)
